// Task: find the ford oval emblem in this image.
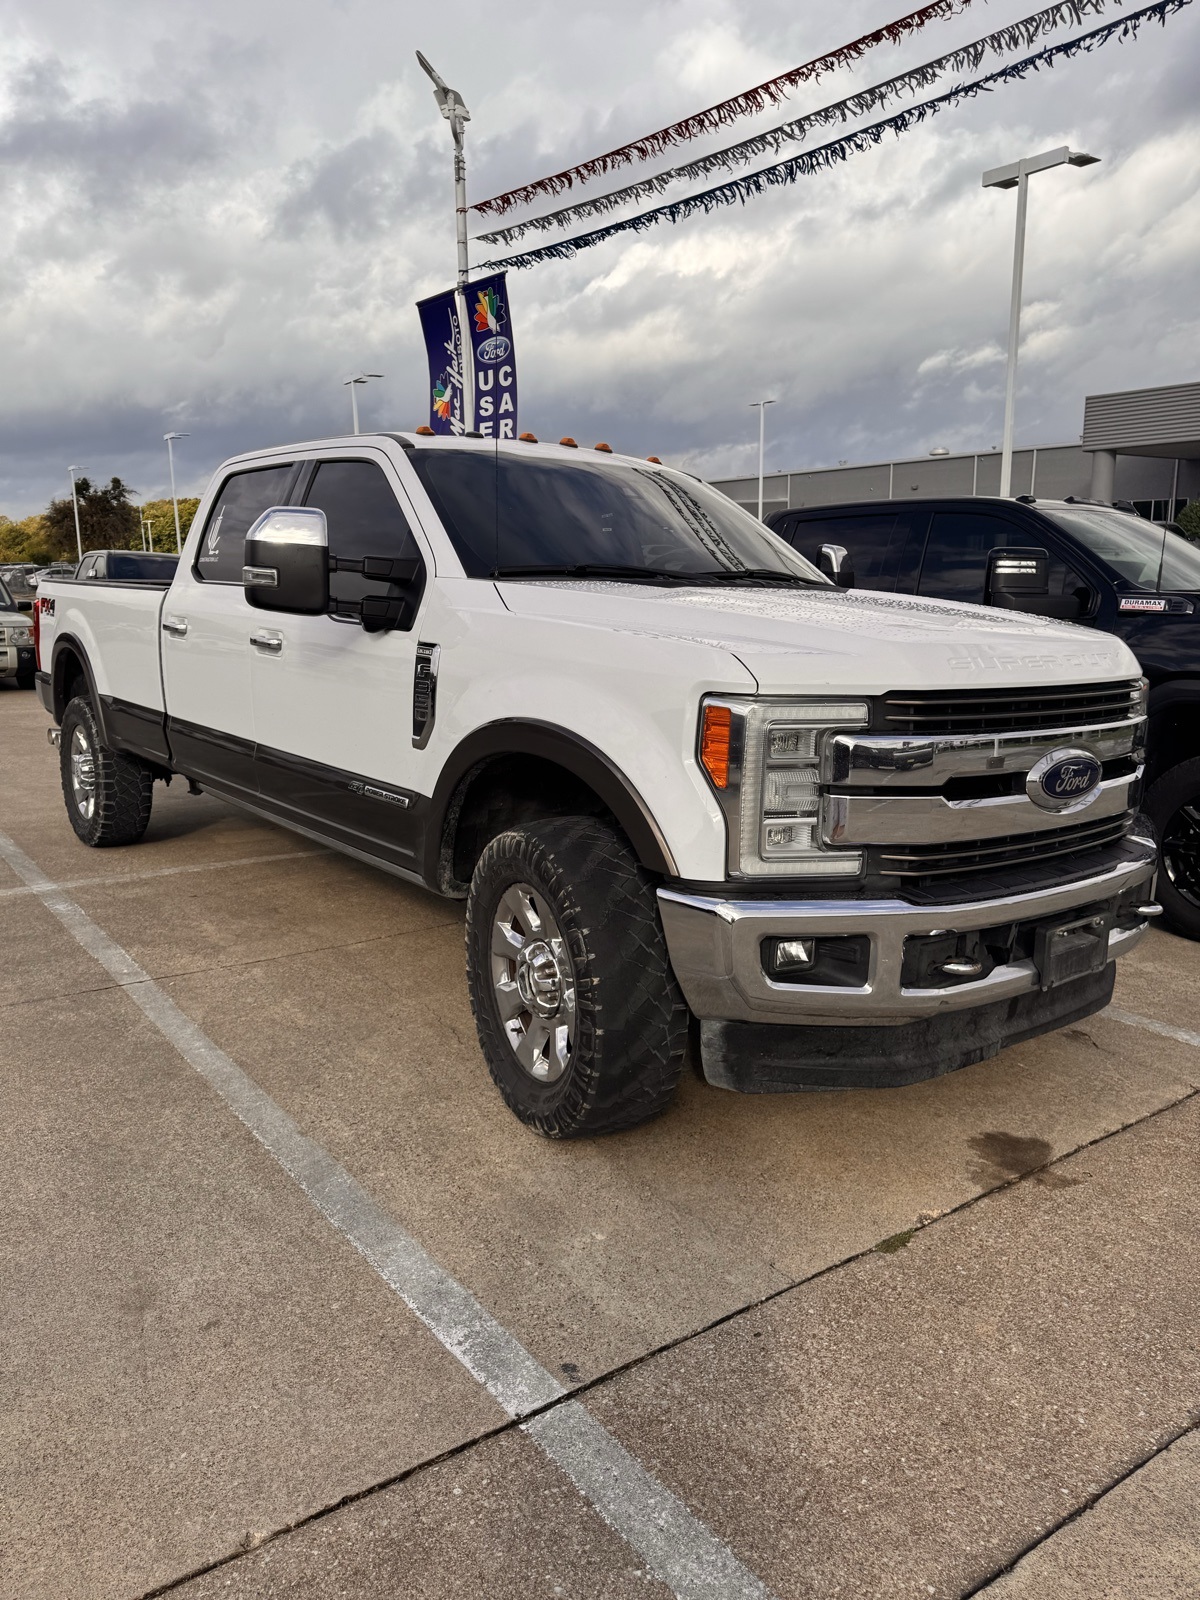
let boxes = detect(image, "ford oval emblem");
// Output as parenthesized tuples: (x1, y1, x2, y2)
(1026, 748, 1104, 814)
(478, 335, 511, 363)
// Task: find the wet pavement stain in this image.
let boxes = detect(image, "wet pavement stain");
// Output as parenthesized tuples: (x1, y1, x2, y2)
(967, 1131, 1083, 1190)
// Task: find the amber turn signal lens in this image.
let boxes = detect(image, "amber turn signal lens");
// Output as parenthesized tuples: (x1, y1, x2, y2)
(700, 705, 732, 789)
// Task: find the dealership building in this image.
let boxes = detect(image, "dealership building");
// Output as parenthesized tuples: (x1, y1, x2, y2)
(713, 379, 1200, 523)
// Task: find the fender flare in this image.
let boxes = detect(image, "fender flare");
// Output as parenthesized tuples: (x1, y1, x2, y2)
(425, 720, 679, 883)
(49, 634, 112, 745)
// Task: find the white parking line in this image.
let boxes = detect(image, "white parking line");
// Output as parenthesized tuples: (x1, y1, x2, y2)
(0, 849, 328, 899)
(0, 827, 775, 1600)
(1106, 1007, 1200, 1050)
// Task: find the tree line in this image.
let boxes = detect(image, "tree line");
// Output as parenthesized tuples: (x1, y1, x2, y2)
(0, 477, 201, 564)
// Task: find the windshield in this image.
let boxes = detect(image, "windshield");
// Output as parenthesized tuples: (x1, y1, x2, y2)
(0, 576, 13, 609)
(1042, 505, 1200, 592)
(408, 449, 826, 583)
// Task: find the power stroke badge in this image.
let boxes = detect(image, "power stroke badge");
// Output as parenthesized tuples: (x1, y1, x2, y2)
(1026, 748, 1104, 814)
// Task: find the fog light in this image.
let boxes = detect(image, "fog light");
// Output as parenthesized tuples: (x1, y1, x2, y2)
(770, 938, 815, 972)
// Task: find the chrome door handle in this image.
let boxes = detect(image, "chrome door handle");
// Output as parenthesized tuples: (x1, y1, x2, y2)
(161, 616, 188, 637)
(250, 632, 283, 654)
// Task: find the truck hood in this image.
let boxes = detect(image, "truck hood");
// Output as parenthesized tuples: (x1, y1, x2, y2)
(496, 581, 1141, 694)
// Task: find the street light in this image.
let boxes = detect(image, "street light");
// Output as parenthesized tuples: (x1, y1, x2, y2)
(983, 145, 1099, 498)
(163, 433, 189, 553)
(417, 50, 474, 431)
(67, 466, 84, 563)
(142, 517, 154, 553)
(749, 399, 776, 521)
(343, 372, 383, 435)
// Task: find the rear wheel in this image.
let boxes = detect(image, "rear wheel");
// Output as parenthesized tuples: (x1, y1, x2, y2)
(465, 817, 688, 1137)
(60, 695, 154, 847)
(1145, 757, 1200, 940)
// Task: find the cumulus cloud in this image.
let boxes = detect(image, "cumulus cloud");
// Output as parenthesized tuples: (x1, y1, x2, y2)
(0, 0, 1197, 512)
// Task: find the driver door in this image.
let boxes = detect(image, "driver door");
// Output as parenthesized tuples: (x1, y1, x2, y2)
(248, 452, 431, 875)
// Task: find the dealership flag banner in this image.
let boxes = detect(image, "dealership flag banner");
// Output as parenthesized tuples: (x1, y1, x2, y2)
(417, 288, 466, 435)
(465, 272, 519, 439)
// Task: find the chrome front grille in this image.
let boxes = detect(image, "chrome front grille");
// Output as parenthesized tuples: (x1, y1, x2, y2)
(876, 812, 1133, 880)
(877, 679, 1145, 736)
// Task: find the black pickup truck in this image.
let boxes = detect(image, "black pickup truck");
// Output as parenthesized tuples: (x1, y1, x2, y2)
(768, 496, 1200, 939)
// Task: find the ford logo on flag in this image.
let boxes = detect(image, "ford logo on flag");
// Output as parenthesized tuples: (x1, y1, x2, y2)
(1026, 749, 1104, 813)
(478, 335, 511, 363)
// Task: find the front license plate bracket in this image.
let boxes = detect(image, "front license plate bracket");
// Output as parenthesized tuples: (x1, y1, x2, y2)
(1033, 909, 1112, 992)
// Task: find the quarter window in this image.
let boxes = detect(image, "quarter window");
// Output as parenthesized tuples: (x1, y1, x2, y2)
(195, 465, 295, 584)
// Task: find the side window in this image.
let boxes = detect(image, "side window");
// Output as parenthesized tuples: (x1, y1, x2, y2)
(195, 465, 295, 584)
(786, 514, 906, 590)
(918, 513, 1089, 609)
(303, 459, 425, 623)
(77, 555, 97, 579)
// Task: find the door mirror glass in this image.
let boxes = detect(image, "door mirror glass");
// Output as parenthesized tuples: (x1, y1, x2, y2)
(985, 546, 1050, 604)
(818, 543, 856, 588)
(243, 506, 329, 614)
(16, 598, 32, 612)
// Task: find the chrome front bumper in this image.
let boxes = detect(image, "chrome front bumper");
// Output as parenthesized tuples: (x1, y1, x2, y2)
(658, 842, 1157, 1026)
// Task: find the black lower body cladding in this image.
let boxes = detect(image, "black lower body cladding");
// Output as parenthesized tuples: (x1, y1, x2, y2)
(700, 964, 1115, 1093)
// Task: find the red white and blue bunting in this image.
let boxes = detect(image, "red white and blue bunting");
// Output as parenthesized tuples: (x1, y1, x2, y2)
(482, 0, 1192, 271)
(477, 0, 1121, 249)
(471, 1, 984, 219)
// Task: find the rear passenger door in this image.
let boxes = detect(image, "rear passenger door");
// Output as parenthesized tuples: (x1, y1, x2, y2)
(777, 511, 910, 591)
(249, 453, 432, 874)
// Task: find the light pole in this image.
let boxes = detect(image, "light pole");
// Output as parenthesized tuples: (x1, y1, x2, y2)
(163, 432, 188, 552)
(142, 517, 154, 553)
(983, 145, 1099, 498)
(749, 399, 776, 521)
(343, 372, 383, 435)
(67, 466, 84, 563)
(417, 51, 474, 432)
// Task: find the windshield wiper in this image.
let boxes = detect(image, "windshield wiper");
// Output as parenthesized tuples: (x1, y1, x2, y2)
(691, 568, 827, 588)
(490, 564, 704, 585)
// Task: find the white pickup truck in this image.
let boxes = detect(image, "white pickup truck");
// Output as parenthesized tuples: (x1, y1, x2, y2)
(34, 432, 1159, 1135)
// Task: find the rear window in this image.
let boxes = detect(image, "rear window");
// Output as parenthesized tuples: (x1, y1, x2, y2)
(195, 465, 295, 583)
(107, 553, 179, 582)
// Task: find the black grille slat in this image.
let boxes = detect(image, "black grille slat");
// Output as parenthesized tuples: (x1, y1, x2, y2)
(879, 680, 1143, 736)
(878, 813, 1132, 879)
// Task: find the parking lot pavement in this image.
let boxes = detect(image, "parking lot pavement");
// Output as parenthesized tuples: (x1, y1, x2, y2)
(976, 1428, 1200, 1598)
(2, 685, 1198, 1598)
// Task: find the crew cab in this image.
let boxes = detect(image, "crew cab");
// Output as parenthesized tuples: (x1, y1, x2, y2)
(34, 436, 1158, 1135)
(770, 496, 1200, 939)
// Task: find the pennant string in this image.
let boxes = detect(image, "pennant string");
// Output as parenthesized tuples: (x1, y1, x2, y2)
(483, 0, 1191, 270)
(478, 0, 1117, 248)
(472, 1, 983, 218)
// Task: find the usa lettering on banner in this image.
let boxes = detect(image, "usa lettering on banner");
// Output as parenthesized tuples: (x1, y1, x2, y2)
(465, 271, 518, 439)
(416, 288, 466, 435)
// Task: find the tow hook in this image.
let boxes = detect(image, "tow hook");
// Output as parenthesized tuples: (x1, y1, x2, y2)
(47, 728, 61, 749)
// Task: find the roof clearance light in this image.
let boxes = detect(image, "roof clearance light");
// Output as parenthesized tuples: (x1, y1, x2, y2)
(415, 425, 435, 436)
(594, 442, 613, 453)
(700, 705, 733, 789)
(646, 455, 662, 464)
(519, 432, 539, 442)
(559, 436, 578, 447)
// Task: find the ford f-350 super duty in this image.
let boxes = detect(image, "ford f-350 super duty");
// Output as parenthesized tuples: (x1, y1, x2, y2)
(34, 433, 1159, 1135)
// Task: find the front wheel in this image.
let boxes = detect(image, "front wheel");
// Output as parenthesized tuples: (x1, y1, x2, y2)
(1145, 757, 1200, 940)
(60, 695, 154, 847)
(465, 817, 688, 1137)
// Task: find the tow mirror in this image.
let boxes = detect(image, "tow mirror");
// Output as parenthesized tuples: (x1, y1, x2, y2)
(818, 543, 856, 589)
(243, 507, 329, 614)
(16, 598, 32, 612)
(985, 547, 1049, 607)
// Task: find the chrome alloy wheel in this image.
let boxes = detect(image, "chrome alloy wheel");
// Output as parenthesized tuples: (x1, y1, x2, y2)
(491, 883, 576, 1083)
(1162, 800, 1200, 911)
(70, 724, 97, 821)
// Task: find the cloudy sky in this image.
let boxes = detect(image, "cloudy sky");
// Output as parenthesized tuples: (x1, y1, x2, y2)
(1, 0, 1197, 514)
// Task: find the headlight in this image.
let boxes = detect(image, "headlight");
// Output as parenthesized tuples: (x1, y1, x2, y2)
(698, 697, 868, 877)
(7, 625, 33, 646)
